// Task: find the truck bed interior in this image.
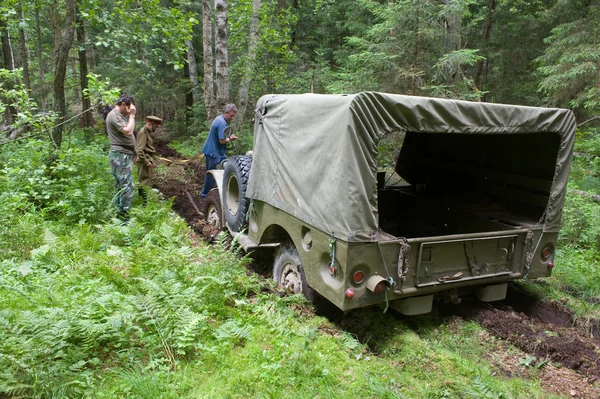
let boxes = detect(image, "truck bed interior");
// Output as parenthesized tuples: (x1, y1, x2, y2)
(378, 131, 561, 239)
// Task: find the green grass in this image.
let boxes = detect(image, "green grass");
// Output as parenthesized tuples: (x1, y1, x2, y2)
(2, 130, 597, 398)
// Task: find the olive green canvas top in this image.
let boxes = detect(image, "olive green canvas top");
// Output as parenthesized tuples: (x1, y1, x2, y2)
(247, 92, 576, 241)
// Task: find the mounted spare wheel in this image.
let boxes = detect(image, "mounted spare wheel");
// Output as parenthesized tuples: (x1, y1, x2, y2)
(203, 188, 224, 230)
(273, 241, 316, 301)
(223, 155, 252, 232)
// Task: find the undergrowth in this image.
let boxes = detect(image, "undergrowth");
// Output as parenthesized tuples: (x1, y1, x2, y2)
(522, 128, 600, 318)
(0, 130, 582, 398)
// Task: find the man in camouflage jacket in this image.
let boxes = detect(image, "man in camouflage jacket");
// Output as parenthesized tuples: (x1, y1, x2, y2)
(134, 115, 162, 206)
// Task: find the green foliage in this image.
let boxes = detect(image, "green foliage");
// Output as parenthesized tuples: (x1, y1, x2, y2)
(553, 248, 600, 299)
(472, 0, 557, 105)
(425, 49, 486, 101)
(0, 69, 55, 133)
(559, 129, 600, 250)
(170, 132, 207, 158)
(0, 194, 259, 397)
(83, 0, 194, 71)
(83, 73, 121, 107)
(559, 190, 600, 250)
(326, 0, 485, 99)
(230, 0, 299, 95)
(0, 134, 114, 225)
(537, 2, 600, 111)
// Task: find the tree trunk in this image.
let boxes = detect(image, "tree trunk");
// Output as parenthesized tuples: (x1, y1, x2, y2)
(17, 5, 31, 90)
(0, 18, 14, 70)
(70, 57, 79, 103)
(214, 0, 230, 112)
(184, 61, 194, 130)
(35, 7, 47, 112)
(51, 0, 76, 148)
(0, 17, 16, 124)
(186, 38, 200, 105)
(76, 8, 93, 128)
(411, 5, 419, 96)
(442, 0, 461, 55)
(232, 0, 261, 133)
(473, 0, 496, 94)
(202, 0, 216, 119)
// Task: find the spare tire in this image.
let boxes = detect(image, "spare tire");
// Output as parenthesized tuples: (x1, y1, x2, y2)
(223, 155, 252, 232)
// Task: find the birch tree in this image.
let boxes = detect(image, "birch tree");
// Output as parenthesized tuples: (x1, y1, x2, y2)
(202, 0, 216, 119)
(187, 38, 200, 104)
(214, 0, 230, 112)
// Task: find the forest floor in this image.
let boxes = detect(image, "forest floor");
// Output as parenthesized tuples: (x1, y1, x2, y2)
(151, 137, 600, 399)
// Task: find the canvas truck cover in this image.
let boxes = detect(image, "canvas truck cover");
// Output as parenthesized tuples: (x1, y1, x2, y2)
(246, 92, 576, 242)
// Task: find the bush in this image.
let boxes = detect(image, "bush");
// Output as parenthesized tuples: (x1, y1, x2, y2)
(559, 191, 600, 250)
(0, 134, 114, 225)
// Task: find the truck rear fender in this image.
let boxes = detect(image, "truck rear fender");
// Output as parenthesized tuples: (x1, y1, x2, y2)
(207, 170, 225, 201)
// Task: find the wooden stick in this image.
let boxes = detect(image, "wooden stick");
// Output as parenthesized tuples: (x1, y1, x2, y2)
(578, 116, 600, 127)
(185, 191, 202, 215)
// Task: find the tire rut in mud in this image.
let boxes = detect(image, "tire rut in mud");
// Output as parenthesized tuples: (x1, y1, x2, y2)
(437, 284, 600, 396)
(152, 138, 221, 241)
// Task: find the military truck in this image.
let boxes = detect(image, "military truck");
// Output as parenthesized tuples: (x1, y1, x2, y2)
(203, 92, 576, 315)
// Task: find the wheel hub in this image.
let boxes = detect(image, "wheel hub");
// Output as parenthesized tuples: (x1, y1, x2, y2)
(206, 205, 220, 228)
(281, 262, 302, 294)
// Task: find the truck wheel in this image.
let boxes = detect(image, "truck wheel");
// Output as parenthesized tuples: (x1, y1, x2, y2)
(273, 241, 316, 301)
(223, 155, 252, 232)
(203, 188, 224, 230)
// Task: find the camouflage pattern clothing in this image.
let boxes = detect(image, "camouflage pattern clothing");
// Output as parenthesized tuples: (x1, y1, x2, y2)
(106, 106, 135, 217)
(134, 126, 157, 187)
(109, 150, 134, 215)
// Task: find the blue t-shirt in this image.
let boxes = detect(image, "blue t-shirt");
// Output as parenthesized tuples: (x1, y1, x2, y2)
(202, 115, 229, 160)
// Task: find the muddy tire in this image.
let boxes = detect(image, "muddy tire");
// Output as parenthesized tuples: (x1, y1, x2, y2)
(273, 241, 316, 301)
(223, 155, 252, 232)
(203, 188, 224, 230)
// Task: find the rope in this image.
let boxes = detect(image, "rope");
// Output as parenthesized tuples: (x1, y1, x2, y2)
(328, 233, 336, 274)
(383, 277, 396, 313)
(384, 171, 402, 187)
(0, 107, 96, 146)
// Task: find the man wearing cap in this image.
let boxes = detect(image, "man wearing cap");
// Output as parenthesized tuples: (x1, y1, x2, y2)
(106, 94, 136, 221)
(135, 115, 162, 206)
(200, 103, 238, 198)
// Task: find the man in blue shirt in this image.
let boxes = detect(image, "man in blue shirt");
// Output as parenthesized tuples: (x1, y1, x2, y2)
(201, 104, 238, 197)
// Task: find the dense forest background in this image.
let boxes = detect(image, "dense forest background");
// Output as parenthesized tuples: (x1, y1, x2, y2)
(1, 0, 600, 144)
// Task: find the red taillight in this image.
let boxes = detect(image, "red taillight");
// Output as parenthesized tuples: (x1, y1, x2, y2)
(345, 288, 355, 299)
(547, 261, 554, 270)
(353, 271, 365, 284)
(328, 263, 336, 275)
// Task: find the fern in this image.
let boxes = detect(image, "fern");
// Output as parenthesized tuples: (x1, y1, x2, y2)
(464, 376, 510, 399)
(173, 308, 209, 356)
(214, 319, 253, 343)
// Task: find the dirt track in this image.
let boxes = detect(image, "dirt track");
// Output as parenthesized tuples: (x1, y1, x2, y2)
(152, 139, 220, 240)
(152, 138, 600, 398)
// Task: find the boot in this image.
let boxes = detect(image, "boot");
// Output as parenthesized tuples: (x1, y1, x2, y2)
(117, 210, 129, 224)
(138, 187, 148, 207)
